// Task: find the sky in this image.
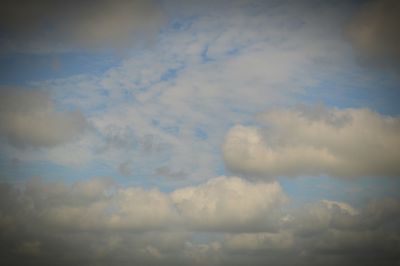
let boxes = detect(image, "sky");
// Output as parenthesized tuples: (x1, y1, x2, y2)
(0, 0, 399, 265)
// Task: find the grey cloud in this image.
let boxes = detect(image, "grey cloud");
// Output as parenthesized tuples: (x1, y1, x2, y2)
(215, 198, 400, 266)
(99, 130, 167, 155)
(223, 106, 400, 178)
(0, 0, 165, 53)
(101, 128, 136, 152)
(0, 177, 400, 265)
(155, 166, 187, 179)
(223, 231, 294, 252)
(0, 176, 286, 233)
(0, 88, 88, 148)
(0, 176, 285, 265)
(346, 0, 400, 68)
(118, 161, 134, 176)
(140, 134, 168, 154)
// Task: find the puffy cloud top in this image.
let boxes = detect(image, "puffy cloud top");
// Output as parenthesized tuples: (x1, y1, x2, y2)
(1, 177, 400, 265)
(2, 176, 286, 233)
(171, 176, 286, 231)
(223, 106, 400, 178)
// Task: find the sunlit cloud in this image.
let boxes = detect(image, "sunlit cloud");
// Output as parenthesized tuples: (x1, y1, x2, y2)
(223, 106, 400, 178)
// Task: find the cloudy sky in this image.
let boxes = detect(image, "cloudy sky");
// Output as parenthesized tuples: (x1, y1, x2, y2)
(0, 0, 400, 265)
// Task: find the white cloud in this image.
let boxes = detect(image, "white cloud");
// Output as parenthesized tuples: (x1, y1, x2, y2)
(0, 1, 399, 265)
(171, 176, 287, 231)
(3, 176, 285, 233)
(38, 179, 178, 231)
(223, 106, 400, 178)
(17, 0, 366, 176)
(106, 187, 178, 230)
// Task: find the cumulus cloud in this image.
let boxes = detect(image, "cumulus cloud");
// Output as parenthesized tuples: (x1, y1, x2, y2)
(0, 176, 286, 265)
(346, 0, 400, 68)
(223, 106, 400, 178)
(0, 176, 286, 233)
(171, 176, 287, 231)
(0, 0, 165, 53)
(0, 177, 399, 265)
(25, 0, 377, 179)
(0, 89, 87, 148)
(63, 177, 284, 232)
(18, 177, 177, 231)
(217, 198, 400, 266)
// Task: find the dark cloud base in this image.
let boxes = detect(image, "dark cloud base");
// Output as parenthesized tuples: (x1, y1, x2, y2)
(0, 179, 399, 266)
